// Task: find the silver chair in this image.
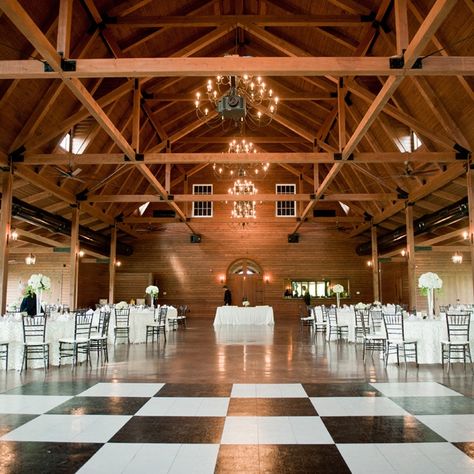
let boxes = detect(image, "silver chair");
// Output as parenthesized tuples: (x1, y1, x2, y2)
(441, 312, 473, 372)
(21, 315, 49, 372)
(90, 310, 111, 364)
(313, 306, 326, 333)
(58, 310, 93, 367)
(114, 308, 130, 343)
(327, 307, 348, 341)
(355, 309, 370, 343)
(383, 313, 418, 367)
(0, 342, 9, 369)
(146, 306, 167, 343)
(177, 305, 188, 328)
(369, 308, 383, 333)
(361, 314, 386, 363)
(299, 305, 314, 332)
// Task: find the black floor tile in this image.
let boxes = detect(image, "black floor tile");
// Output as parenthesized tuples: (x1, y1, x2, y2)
(390, 396, 474, 415)
(453, 442, 474, 459)
(0, 441, 102, 474)
(258, 445, 351, 473)
(155, 383, 233, 397)
(215, 445, 260, 473)
(322, 416, 446, 443)
(109, 416, 225, 443)
(0, 415, 38, 437)
(46, 396, 149, 415)
(4, 381, 97, 396)
(303, 382, 381, 397)
(227, 398, 318, 416)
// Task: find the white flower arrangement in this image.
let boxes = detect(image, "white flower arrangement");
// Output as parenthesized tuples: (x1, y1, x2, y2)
(355, 302, 367, 310)
(115, 301, 129, 309)
(242, 300, 250, 307)
(418, 272, 443, 290)
(332, 284, 344, 294)
(145, 285, 159, 296)
(373, 301, 382, 306)
(27, 274, 51, 292)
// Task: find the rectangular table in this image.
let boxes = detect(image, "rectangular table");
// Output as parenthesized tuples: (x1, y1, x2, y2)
(213, 306, 274, 325)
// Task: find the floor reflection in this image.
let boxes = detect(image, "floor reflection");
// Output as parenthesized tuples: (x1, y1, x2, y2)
(214, 325, 274, 345)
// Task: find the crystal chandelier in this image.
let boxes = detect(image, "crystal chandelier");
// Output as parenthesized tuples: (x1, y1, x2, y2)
(195, 61, 279, 128)
(228, 179, 257, 219)
(452, 252, 463, 264)
(25, 253, 36, 265)
(212, 139, 270, 179)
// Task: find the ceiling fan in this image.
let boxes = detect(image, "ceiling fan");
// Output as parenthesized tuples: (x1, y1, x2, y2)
(382, 162, 442, 180)
(134, 224, 166, 233)
(53, 165, 84, 182)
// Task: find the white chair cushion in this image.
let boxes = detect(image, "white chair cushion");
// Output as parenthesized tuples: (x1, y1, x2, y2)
(58, 337, 89, 344)
(364, 334, 386, 340)
(440, 340, 469, 345)
(90, 335, 107, 341)
(387, 338, 417, 344)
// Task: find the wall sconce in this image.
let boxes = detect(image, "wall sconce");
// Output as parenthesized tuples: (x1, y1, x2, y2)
(10, 229, 18, 241)
(452, 252, 463, 264)
(115, 260, 122, 267)
(264, 275, 270, 283)
(219, 276, 225, 284)
(400, 249, 406, 257)
(463, 231, 469, 240)
(25, 253, 36, 265)
(367, 260, 373, 267)
(78, 250, 85, 257)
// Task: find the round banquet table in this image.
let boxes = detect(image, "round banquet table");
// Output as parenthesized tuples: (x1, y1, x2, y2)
(213, 306, 275, 325)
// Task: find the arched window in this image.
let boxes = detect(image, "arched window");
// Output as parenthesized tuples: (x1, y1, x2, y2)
(227, 258, 263, 276)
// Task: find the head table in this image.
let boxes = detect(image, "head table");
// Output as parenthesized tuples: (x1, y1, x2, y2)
(213, 306, 274, 326)
(0, 305, 178, 370)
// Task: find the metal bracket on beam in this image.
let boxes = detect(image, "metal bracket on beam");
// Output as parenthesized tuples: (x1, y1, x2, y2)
(310, 194, 316, 200)
(123, 154, 131, 162)
(360, 12, 376, 22)
(389, 55, 422, 69)
(8, 146, 25, 163)
(115, 213, 124, 223)
(44, 58, 76, 72)
(76, 189, 88, 202)
(454, 143, 471, 160)
(319, 194, 325, 200)
(135, 153, 144, 161)
(334, 153, 342, 161)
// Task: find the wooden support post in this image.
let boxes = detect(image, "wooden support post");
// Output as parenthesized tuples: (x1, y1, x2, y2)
(0, 169, 13, 315)
(132, 79, 140, 151)
(57, 0, 73, 57)
(69, 205, 80, 309)
(298, 173, 304, 216)
(395, 0, 409, 54)
(313, 164, 319, 193)
(183, 174, 189, 217)
(108, 225, 117, 304)
(371, 225, 380, 302)
(467, 165, 474, 297)
(165, 163, 171, 193)
(406, 204, 417, 311)
(337, 78, 346, 152)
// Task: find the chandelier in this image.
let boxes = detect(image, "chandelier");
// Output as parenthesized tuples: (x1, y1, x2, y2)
(212, 139, 270, 179)
(228, 179, 257, 219)
(452, 252, 463, 264)
(25, 253, 36, 265)
(195, 62, 279, 128)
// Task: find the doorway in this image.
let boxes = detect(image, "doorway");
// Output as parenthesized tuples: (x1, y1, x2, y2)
(226, 259, 264, 306)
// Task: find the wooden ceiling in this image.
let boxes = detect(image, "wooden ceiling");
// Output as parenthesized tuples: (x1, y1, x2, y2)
(0, 0, 473, 256)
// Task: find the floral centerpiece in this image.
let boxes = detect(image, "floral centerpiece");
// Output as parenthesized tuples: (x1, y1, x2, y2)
(372, 300, 382, 307)
(115, 301, 129, 310)
(242, 297, 250, 307)
(355, 302, 367, 310)
(332, 284, 344, 308)
(27, 274, 51, 315)
(418, 272, 443, 318)
(145, 285, 159, 308)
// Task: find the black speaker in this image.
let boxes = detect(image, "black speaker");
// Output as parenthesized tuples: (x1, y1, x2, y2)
(288, 233, 299, 243)
(190, 234, 201, 243)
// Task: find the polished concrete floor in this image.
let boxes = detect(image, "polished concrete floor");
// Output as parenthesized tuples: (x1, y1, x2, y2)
(0, 319, 473, 473)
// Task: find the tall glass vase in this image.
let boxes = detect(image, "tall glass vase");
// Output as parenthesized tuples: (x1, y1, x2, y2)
(36, 289, 42, 315)
(336, 293, 340, 308)
(427, 288, 434, 319)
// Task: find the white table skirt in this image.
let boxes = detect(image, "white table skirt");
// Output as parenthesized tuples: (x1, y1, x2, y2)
(213, 306, 274, 326)
(0, 306, 179, 369)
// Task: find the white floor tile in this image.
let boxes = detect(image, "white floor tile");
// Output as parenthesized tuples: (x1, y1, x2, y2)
(77, 383, 164, 398)
(257, 416, 295, 444)
(169, 444, 219, 474)
(337, 444, 397, 474)
(256, 383, 306, 398)
(135, 397, 229, 417)
(289, 416, 334, 444)
(0, 395, 72, 414)
(311, 397, 409, 416)
(416, 415, 474, 442)
(220, 416, 258, 444)
(416, 443, 474, 474)
(122, 444, 181, 474)
(369, 382, 462, 397)
(230, 384, 257, 398)
(0, 414, 131, 443)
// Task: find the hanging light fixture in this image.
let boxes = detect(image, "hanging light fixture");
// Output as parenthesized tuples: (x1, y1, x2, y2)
(212, 138, 270, 180)
(10, 228, 18, 241)
(25, 253, 36, 265)
(228, 179, 257, 220)
(195, 56, 279, 128)
(452, 252, 463, 264)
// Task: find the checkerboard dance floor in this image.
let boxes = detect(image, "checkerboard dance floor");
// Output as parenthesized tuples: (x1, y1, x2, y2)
(1, 381, 473, 473)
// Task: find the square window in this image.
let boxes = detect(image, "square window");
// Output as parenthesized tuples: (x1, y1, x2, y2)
(192, 184, 213, 217)
(276, 184, 296, 217)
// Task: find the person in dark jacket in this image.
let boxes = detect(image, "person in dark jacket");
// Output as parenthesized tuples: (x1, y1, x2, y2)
(223, 286, 232, 306)
(302, 286, 311, 306)
(20, 292, 37, 316)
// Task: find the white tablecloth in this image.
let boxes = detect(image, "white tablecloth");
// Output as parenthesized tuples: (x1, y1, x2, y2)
(213, 306, 274, 325)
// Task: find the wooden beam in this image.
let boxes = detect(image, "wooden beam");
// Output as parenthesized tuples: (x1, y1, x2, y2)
(108, 225, 116, 304)
(123, 216, 363, 224)
(467, 166, 474, 297)
(69, 205, 79, 309)
(337, 79, 346, 152)
(371, 226, 380, 301)
(394, 0, 409, 54)
(0, 56, 472, 79)
(132, 79, 141, 151)
(0, 170, 13, 314)
(406, 204, 416, 311)
(57, 0, 73, 57)
(146, 92, 336, 102)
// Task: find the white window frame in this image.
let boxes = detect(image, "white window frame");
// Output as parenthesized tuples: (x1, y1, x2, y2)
(275, 183, 296, 217)
(192, 184, 213, 218)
